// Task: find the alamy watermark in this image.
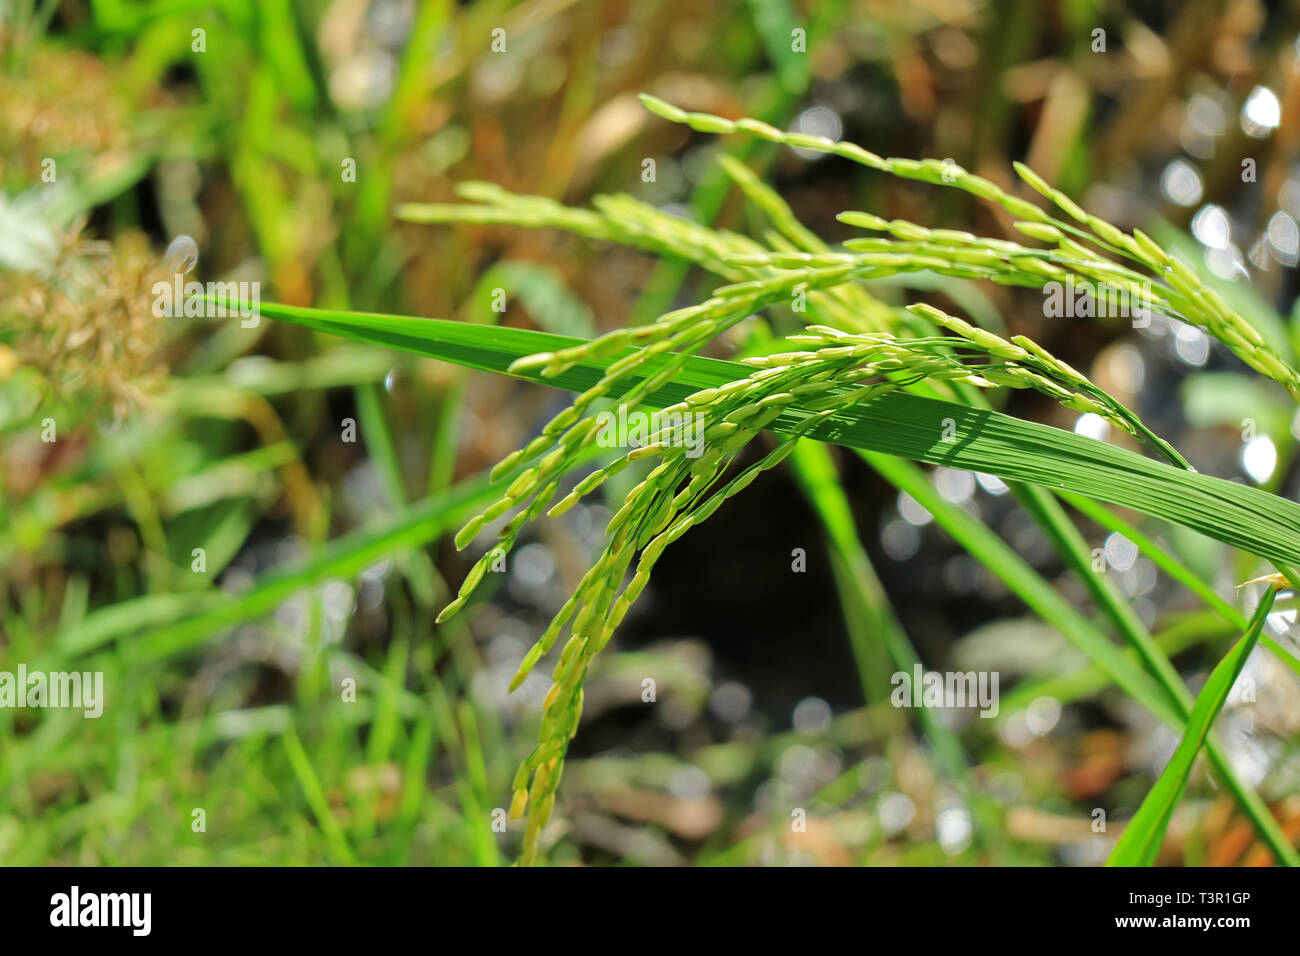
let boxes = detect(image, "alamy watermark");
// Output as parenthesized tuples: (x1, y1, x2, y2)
(50, 886, 150, 936)
(891, 664, 999, 718)
(151, 235, 260, 327)
(594, 405, 706, 458)
(0, 665, 104, 718)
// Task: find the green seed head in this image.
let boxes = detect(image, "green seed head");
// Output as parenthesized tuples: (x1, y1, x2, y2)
(454, 515, 485, 551)
(686, 112, 735, 134)
(837, 210, 889, 231)
(1014, 221, 1063, 243)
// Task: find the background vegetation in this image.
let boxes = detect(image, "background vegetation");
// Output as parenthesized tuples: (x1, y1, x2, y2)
(4, 0, 1300, 866)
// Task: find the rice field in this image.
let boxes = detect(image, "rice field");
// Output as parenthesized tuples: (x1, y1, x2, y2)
(3, 0, 1300, 874)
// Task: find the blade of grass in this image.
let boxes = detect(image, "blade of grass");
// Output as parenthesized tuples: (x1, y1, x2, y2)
(1057, 491, 1300, 682)
(44, 471, 497, 666)
(866, 453, 1296, 864)
(1000, 610, 1236, 713)
(788, 441, 891, 701)
(356, 382, 406, 508)
(866, 453, 1179, 725)
(354, 633, 409, 843)
(282, 723, 356, 865)
(1014, 484, 1298, 865)
(1107, 588, 1277, 866)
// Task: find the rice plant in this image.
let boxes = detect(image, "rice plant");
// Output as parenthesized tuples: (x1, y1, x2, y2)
(239, 97, 1300, 865)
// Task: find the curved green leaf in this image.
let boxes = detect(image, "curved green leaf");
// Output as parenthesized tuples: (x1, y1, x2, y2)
(253, 300, 1300, 568)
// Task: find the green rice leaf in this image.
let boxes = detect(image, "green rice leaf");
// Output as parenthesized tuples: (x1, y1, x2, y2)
(254, 300, 1300, 569)
(1107, 588, 1277, 867)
